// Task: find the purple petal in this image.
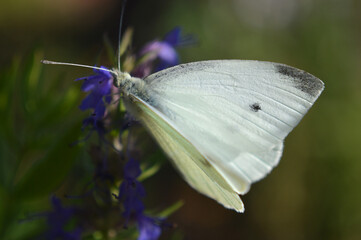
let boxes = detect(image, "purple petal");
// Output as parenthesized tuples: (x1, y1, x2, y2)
(124, 158, 142, 179)
(79, 92, 101, 111)
(163, 27, 182, 46)
(139, 41, 162, 57)
(137, 215, 162, 240)
(157, 42, 178, 64)
(78, 66, 113, 114)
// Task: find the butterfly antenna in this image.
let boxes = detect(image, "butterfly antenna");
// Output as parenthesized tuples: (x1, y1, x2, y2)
(41, 60, 118, 75)
(117, 0, 128, 72)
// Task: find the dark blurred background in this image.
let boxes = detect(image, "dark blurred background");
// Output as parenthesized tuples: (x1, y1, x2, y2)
(1, 0, 361, 239)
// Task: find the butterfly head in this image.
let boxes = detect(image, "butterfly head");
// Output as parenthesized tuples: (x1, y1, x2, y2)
(113, 69, 132, 88)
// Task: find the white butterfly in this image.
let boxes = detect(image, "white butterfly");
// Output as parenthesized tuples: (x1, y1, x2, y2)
(42, 14, 323, 212)
(109, 59, 324, 212)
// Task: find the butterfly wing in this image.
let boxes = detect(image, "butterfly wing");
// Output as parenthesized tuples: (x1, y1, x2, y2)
(141, 60, 324, 196)
(125, 94, 245, 212)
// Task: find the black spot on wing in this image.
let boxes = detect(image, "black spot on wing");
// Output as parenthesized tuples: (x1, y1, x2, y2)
(276, 64, 324, 98)
(250, 103, 261, 112)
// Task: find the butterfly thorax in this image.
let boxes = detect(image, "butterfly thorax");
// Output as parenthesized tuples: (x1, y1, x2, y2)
(113, 69, 147, 99)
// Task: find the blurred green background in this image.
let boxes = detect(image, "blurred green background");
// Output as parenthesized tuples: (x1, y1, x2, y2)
(1, 0, 361, 239)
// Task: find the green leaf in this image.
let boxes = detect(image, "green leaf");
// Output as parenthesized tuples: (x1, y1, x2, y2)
(103, 34, 117, 66)
(13, 123, 82, 200)
(118, 28, 133, 60)
(157, 200, 184, 218)
(138, 160, 162, 182)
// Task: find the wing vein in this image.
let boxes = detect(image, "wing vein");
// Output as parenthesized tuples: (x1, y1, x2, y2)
(156, 94, 283, 142)
(200, 70, 314, 104)
(159, 82, 307, 116)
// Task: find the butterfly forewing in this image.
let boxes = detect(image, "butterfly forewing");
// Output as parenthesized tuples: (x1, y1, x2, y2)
(141, 60, 324, 194)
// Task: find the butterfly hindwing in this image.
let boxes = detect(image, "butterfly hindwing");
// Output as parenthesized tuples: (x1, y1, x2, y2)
(125, 94, 245, 212)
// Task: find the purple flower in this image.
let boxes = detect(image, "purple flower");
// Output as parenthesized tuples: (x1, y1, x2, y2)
(81, 116, 106, 136)
(132, 27, 194, 78)
(76, 66, 113, 122)
(141, 41, 179, 71)
(43, 196, 82, 240)
(113, 158, 165, 239)
(114, 158, 146, 224)
(137, 215, 162, 240)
